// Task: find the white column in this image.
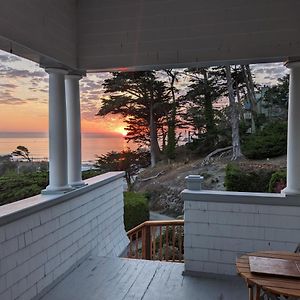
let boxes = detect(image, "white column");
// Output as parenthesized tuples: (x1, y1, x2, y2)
(283, 61, 300, 195)
(42, 68, 73, 194)
(65, 74, 86, 187)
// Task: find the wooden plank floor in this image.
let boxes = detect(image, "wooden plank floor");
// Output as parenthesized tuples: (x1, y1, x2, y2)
(41, 256, 248, 300)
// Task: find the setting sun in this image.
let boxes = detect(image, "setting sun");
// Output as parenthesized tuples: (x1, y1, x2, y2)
(115, 126, 127, 136)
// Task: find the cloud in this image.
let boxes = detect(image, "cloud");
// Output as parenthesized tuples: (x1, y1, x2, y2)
(0, 53, 21, 63)
(0, 90, 46, 105)
(0, 83, 17, 89)
(96, 72, 111, 80)
(86, 90, 102, 96)
(0, 67, 46, 78)
(29, 87, 48, 93)
(0, 96, 27, 105)
(251, 63, 288, 85)
(80, 78, 104, 94)
(30, 77, 48, 85)
(80, 76, 105, 119)
(26, 97, 40, 102)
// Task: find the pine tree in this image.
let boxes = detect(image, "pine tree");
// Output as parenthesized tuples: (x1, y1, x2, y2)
(182, 68, 225, 152)
(97, 71, 171, 167)
(164, 69, 181, 160)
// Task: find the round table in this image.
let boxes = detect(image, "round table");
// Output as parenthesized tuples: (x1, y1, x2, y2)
(236, 251, 300, 300)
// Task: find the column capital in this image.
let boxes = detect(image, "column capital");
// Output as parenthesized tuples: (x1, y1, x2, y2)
(45, 68, 68, 75)
(285, 61, 300, 69)
(65, 74, 83, 80)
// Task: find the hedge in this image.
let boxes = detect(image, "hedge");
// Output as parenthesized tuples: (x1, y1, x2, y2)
(242, 122, 287, 159)
(0, 169, 102, 206)
(224, 163, 276, 193)
(0, 172, 48, 206)
(124, 192, 149, 231)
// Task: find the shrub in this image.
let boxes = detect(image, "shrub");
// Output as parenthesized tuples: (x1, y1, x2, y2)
(242, 122, 287, 159)
(0, 169, 107, 206)
(82, 169, 102, 179)
(0, 155, 17, 176)
(124, 192, 149, 231)
(0, 172, 48, 205)
(268, 171, 286, 193)
(152, 225, 184, 261)
(225, 163, 275, 192)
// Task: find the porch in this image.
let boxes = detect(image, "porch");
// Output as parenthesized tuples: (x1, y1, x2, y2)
(1, 1, 300, 299)
(1, 171, 299, 300)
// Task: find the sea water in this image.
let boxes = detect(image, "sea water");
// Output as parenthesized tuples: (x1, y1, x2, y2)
(0, 132, 135, 164)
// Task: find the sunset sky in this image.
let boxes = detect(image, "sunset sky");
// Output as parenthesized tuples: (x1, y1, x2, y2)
(0, 50, 126, 136)
(0, 49, 288, 135)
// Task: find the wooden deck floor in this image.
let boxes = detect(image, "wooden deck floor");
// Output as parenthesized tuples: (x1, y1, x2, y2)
(41, 256, 248, 300)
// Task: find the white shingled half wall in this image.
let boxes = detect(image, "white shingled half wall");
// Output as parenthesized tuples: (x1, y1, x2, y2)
(183, 190, 300, 276)
(0, 172, 129, 300)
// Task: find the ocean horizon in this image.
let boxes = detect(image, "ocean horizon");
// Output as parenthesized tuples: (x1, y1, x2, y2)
(0, 132, 135, 163)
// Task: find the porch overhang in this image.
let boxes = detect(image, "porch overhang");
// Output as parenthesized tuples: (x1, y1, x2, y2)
(1, 0, 300, 72)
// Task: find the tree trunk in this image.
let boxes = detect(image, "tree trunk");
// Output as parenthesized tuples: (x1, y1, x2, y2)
(166, 72, 177, 160)
(245, 65, 257, 106)
(149, 104, 161, 167)
(236, 86, 244, 122)
(161, 125, 167, 152)
(165, 70, 178, 160)
(125, 171, 132, 191)
(225, 65, 242, 160)
(242, 65, 257, 133)
(202, 69, 215, 148)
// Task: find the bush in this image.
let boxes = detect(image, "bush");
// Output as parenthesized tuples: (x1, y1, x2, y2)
(0, 172, 48, 205)
(0, 169, 107, 206)
(268, 171, 286, 193)
(225, 163, 276, 192)
(124, 192, 149, 231)
(0, 155, 17, 176)
(82, 169, 102, 180)
(152, 225, 184, 261)
(242, 122, 287, 159)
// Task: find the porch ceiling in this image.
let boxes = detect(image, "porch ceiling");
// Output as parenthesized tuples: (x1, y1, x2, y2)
(0, 0, 300, 72)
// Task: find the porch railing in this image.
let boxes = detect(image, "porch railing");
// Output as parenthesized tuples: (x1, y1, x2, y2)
(127, 220, 184, 262)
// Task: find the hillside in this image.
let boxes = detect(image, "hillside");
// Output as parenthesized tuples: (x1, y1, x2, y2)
(134, 154, 286, 217)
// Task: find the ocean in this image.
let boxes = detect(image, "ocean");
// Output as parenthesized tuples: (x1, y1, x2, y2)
(0, 132, 135, 164)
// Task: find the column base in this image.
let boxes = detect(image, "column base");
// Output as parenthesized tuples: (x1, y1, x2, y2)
(70, 181, 88, 188)
(281, 187, 300, 196)
(41, 185, 74, 195)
